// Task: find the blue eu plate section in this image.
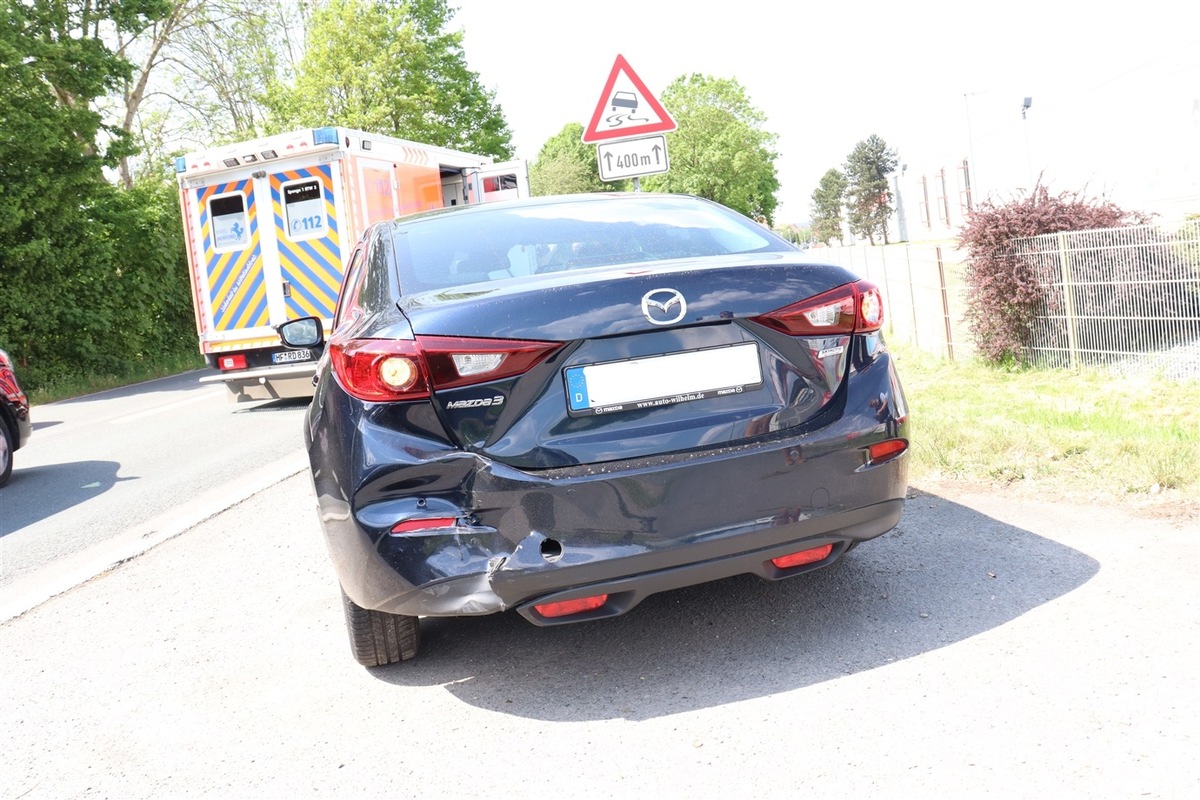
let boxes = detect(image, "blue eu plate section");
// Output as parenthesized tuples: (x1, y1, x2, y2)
(566, 368, 591, 412)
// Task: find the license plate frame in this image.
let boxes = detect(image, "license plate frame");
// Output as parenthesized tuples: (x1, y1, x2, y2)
(272, 348, 314, 365)
(564, 342, 763, 417)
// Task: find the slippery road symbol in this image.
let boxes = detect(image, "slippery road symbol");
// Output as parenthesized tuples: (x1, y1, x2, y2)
(582, 55, 677, 144)
(605, 92, 649, 128)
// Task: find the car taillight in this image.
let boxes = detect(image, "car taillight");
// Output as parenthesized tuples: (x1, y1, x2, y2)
(330, 339, 429, 402)
(753, 280, 885, 336)
(330, 335, 561, 402)
(419, 336, 562, 391)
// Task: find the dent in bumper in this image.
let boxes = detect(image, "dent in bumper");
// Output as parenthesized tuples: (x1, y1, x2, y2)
(319, 349, 910, 621)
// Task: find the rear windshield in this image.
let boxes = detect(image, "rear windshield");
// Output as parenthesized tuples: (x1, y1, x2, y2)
(390, 195, 792, 293)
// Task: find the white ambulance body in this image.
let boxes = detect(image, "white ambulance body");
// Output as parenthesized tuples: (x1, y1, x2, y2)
(175, 126, 528, 402)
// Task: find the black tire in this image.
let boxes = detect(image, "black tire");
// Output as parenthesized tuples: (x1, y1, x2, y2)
(0, 419, 13, 487)
(341, 588, 421, 666)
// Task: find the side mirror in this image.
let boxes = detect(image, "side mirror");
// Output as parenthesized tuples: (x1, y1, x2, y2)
(277, 317, 324, 348)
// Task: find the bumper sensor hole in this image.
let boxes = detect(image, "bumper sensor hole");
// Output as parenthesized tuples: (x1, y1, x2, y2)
(540, 538, 563, 562)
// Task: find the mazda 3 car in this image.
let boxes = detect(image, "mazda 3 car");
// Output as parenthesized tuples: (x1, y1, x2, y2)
(280, 193, 910, 666)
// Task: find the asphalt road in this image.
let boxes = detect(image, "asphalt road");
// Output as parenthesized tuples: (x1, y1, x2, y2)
(2, 466, 1196, 798)
(0, 371, 310, 591)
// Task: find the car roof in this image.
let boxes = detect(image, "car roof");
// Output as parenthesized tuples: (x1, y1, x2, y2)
(389, 192, 713, 227)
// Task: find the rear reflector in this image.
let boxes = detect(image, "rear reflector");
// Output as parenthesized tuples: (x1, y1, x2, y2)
(867, 438, 908, 465)
(218, 354, 247, 371)
(389, 517, 457, 535)
(534, 594, 609, 618)
(771, 544, 833, 569)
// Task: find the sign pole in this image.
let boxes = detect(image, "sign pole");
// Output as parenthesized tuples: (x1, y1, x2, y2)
(633, 176, 641, 193)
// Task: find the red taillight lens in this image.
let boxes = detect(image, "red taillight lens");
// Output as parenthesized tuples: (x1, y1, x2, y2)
(770, 544, 834, 569)
(753, 280, 885, 336)
(218, 354, 248, 371)
(419, 336, 562, 390)
(330, 335, 561, 402)
(534, 594, 609, 619)
(867, 438, 908, 465)
(330, 338, 430, 402)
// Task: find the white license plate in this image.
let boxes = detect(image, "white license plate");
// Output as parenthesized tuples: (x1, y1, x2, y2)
(272, 349, 313, 364)
(564, 342, 762, 416)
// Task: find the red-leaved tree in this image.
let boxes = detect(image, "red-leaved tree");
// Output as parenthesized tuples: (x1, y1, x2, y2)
(959, 183, 1148, 363)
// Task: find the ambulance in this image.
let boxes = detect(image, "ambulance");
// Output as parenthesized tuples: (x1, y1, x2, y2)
(175, 126, 528, 402)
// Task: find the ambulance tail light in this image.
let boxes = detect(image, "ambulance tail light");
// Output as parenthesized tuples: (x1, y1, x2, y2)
(218, 354, 248, 371)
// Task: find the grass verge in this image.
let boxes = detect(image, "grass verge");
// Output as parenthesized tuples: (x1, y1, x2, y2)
(893, 345, 1200, 514)
(26, 351, 207, 405)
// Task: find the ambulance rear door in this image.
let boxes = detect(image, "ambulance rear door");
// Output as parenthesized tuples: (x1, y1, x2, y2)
(184, 173, 277, 353)
(268, 161, 347, 327)
(469, 160, 530, 204)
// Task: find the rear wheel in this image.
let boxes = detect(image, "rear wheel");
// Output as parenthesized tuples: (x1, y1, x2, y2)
(341, 588, 421, 666)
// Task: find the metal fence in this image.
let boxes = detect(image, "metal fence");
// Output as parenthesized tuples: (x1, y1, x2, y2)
(811, 220, 1200, 380)
(1012, 220, 1200, 380)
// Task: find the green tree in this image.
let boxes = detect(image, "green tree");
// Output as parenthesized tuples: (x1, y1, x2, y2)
(0, 0, 187, 390)
(810, 168, 847, 246)
(154, 2, 296, 143)
(641, 74, 779, 222)
(269, 0, 513, 157)
(843, 134, 898, 245)
(774, 223, 812, 246)
(529, 123, 618, 195)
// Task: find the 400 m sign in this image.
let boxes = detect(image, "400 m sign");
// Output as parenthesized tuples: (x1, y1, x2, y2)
(597, 134, 670, 182)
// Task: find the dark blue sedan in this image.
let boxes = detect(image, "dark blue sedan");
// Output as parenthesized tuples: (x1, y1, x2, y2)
(280, 193, 910, 666)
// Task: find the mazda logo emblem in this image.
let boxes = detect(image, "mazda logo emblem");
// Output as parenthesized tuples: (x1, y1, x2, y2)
(641, 288, 687, 326)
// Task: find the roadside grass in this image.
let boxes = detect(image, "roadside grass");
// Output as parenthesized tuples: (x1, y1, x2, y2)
(26, 351, 206, 405)
(893, 346, 1200, 510)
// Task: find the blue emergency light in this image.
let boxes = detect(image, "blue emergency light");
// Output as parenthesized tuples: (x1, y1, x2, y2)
(312, 127, 339, 146)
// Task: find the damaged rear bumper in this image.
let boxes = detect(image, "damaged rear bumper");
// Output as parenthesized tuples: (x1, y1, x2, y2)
(321, 413, 909, 623)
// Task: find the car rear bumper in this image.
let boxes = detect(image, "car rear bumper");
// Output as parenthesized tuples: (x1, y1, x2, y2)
(319, 409, 909, 622)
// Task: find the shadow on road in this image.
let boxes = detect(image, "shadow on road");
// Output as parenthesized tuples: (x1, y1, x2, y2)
(233, 397, 313, 414)
(368, 489, 1099, 721)
(0, 461, 136, 536)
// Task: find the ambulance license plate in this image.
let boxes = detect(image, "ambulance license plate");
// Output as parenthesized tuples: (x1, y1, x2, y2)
(273, 349, 313, 364)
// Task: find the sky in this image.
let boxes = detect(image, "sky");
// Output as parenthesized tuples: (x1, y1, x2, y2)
(452, 0, 1199, 224)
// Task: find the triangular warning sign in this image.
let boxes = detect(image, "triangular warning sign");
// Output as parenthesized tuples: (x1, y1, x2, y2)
(581, 54, 677, 144)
